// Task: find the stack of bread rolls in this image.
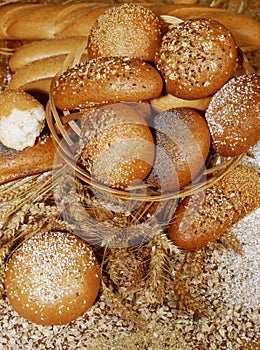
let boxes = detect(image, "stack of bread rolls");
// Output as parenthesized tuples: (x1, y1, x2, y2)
(0, 1, 258, 210)
(0, 1, 259, 329)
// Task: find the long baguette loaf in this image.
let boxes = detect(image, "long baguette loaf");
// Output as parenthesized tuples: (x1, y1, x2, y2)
(0, 3, 259, 51)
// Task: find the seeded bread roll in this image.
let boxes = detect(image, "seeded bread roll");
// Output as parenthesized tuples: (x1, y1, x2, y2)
(87, 3, 163, 62)
(155, 18, 237, 100)
(9, 36, 87, 72)
(168, 165, 260, 251)
(0, 90, 45, 151)
(146, 107, 210, 193)
(5, 231, 101, 326)
(205, 74, 260, 157)
(79, 103, 155, 189)
(52, 57, 163, 111)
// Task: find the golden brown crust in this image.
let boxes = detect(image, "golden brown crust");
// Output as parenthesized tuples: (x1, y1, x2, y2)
(80, 103, 155, 189)
(0, 135, 59, 185)
(9, 36, 87, 72)
(146, 107, 210, 192)
(5, 231, 101, 326)
(168, 164, 260, 251)
(87, 3, 163, 62)
(155, 18, 238, 100)
(205, 74, 260, 157)
(52, 56, 163, 111)
(9, 54, 68, 90)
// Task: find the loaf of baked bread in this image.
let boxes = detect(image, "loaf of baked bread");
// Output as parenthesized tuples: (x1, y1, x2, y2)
(0, 3, 259, 51)
(168, 165, 260, 250)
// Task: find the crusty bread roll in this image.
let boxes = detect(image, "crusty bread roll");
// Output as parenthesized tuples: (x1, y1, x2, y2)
(80, 103, 155, 189)
(0, 90, 45, 151)
(87, 3, 163, 62)
(155, 18, 238, 100)
(205, 74, 260, 157)
(146, 107, 210, 193)
(52, 56, 163, 111)
(9, 36, 87, 72)
(5, 231, 101, 325)
(168, 164, 260, 251)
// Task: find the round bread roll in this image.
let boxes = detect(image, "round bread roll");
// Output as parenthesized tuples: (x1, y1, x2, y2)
(5, 231, 101, 326)
(205, 74, 260, 157)
(9, 36, 87, 72)
(87, 3, 163, 62)
(168, 164, 260, 251)
(79, 103, 155, 189)
(146, 107, 210, 193)
(0, 90, 45, 151)
(52, 56, 163, 111)
(155, 18, 238, 100)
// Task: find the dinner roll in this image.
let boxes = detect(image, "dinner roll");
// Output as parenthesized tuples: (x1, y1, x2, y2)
(87, 3, 163, 62)
(205, 74, 260, 157)
(52, 56, 163, 110)
(5, 231, 101, 326)
(146, 107, 210, 192)
(0, 90, 45, 151)
(155, 18, 237, 100)
(79, 103, 155, 189)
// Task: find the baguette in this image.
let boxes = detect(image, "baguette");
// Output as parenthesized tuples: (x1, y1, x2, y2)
(9, 54, 89, 96)
(0, 3, 258, 51)
(9, 36, 87, 72)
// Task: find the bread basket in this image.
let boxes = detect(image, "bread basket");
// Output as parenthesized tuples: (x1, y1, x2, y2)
(45, 14, 249, 241)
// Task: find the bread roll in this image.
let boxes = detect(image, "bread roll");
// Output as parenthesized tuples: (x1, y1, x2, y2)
(9, 36, 87, 72)
(79, 103, 155, 189)
(146, 107, 210, 193)
(52, 56, 163, 111)
(168, 165, 260, 250)
(155, 18, 237, 100)
(5, 231, 101, 325)
(87, 3, 163, 62)
(205, 74, 260, 157)
(0, 90, 45, 151)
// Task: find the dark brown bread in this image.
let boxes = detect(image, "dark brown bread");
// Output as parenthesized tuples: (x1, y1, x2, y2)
(168, 165, 260, 251)
(52, 56, 163, 110)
